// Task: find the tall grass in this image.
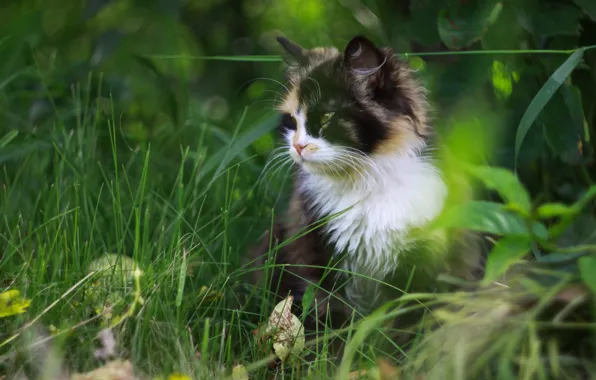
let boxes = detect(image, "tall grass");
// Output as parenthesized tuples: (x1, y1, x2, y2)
(1, 70, 412, 379)
(1, 53, 595, 380)
(0, 71, 283, 376)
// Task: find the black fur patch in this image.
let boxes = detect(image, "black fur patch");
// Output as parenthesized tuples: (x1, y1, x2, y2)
(348, 103, 389, 153)
(280, 113, 297, 131)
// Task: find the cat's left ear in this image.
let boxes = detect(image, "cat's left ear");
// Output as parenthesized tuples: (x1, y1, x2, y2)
(277, 36, 308, 65)
(343, 36, 386, 87)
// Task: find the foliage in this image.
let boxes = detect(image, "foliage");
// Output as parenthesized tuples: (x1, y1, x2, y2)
(1, 0, 596, 379)
(0, 290, 31, 318)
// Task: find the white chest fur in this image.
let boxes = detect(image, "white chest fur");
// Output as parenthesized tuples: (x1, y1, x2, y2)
(299, 154, 447, 278)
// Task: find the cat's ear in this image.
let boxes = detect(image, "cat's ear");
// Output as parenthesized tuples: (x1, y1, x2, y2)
(343, 36, 386, 87)
(277, 36, 308, 65)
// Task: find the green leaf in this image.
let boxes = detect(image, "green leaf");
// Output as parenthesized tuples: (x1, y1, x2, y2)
(573, 0, 596, 21)
(551, 187, 596, 239)
(563, 85, 586, 128)
(536, 203, 573, 219)
(301, 284, 316, 316)
(578, 256, 596, 294)
(540, 90, 583, 165)
(530, 5, 582, 37)
(431, 201, 546, 238)
(437, 0, 503, 50)
(514, 48, 584, 169)
(0, 290, 31, 318)
(483, 236, 532, 284)
(408, 1, 443, 46)
(466, 165, 531, 213)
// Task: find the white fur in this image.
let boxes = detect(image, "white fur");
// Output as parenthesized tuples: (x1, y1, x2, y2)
(285, 110, 447, 280)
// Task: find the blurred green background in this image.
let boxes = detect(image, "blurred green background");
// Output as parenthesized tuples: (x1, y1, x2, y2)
(1, 0, 596, 377)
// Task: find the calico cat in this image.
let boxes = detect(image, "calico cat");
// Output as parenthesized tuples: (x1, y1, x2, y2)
(249, 36, 483, 327)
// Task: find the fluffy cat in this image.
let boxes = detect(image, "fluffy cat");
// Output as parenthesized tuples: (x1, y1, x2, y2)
(249, 36, 482, 325)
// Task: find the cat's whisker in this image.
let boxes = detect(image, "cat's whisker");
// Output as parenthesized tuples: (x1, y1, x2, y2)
(260, 156, 293, 196)
(272, 160, 295, 203)
(247, 98, 283, 110)
(332, 155, 377, 191)
(325, 159, 355, 187)
(263, 89, 284, 98)
(261, 155, 290, 181)
(333, 151, 375, 177)
(265, 157, 294, 196)
(335, 148, 384, 179)
(236, 77, 290, 95)
(269, 156, 294, 181)
(261, 151, 289, 173)
(258, 152, 291, 184)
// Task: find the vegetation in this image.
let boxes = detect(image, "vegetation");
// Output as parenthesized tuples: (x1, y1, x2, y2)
(1, 0, 596, 378)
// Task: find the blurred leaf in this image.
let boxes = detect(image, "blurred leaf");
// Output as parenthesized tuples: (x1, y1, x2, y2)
(481, 3, 523, 50)
(376, 358, 400, 379)
(198, 285, 222, 302)
(573, 0, 596, 21)
(0, 129, 18, 148)
(437, 0, 503, 50)
(232, 364, 249, 380)
(514, 48, 584, 168)
(540, 90, 583, 165)
(431, 201, 546, 238)
(84, 0, 113, 20)
(536, 203, 573, 219)
(551, 187, 596, 239)
(0, 67, 33, 93)
(133, 55, 180, 126)
(90, 30, 125, 67)
(562, 84, 588, 141)
(408, 1, 443, 46)
(0, 290, 31, 318)
(520, 4, 582, 37)
(0, 140, 52, 164)
(555, 214, 596, 247)
(578, 255, 596, 294)
(466, 165, 531, 213)
(491, 60, 518, 99)
(166, 373, 192, 380)
(483, 236, 532, 284)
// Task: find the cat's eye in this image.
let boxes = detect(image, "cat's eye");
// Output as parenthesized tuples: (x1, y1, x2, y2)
(319, 112, 335, 135)
(281, 113, 298, 130)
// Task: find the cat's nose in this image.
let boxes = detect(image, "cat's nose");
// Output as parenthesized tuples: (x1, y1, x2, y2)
(293, 143, 305, 156)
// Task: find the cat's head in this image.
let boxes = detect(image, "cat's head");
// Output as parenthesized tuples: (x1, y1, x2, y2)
(275, 36, 430, 177)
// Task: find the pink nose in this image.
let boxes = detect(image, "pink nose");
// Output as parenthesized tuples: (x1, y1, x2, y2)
(293, 143, 305, 155)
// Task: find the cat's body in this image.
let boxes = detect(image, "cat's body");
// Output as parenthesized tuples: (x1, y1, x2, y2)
(249, 36, 482, 325)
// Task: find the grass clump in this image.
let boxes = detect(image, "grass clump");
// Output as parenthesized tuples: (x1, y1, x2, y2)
(1, 50, 596, 380)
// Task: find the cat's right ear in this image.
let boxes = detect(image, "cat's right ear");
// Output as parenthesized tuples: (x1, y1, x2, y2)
(277, 36, 308, 66)
(343, 36, 386, 89)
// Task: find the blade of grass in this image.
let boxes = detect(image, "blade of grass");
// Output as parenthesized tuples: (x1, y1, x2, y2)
(197, 109, 278, 189)
(514, 48, 585, 170)
(0, 129, 18, 148)
(143, 45, 596, 62)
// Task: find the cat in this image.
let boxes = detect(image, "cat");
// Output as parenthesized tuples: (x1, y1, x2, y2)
(249, 35, 483, 329)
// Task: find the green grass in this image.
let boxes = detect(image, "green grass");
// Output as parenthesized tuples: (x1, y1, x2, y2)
(0, 78, 280, 376)
(0, 74, 408, 379)
(1, 72, 595, 380)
